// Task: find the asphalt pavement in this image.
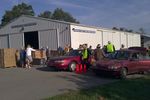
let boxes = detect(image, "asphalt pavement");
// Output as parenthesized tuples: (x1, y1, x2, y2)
(0, 66, 116, 100)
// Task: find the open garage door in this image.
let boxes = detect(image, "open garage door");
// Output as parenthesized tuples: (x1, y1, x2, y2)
(24, 31, 39, 49)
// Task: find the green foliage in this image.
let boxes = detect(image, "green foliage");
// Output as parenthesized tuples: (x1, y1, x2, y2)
(1, 2, 35, 26)
(45, 76, 150, 100)
(38, 11, 52, 19)
(51, 8, 79, 23)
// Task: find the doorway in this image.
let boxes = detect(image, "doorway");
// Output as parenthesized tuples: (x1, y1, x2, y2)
(24, 31, 39, 49)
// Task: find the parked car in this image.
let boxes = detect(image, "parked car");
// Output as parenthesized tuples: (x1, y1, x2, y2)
(47, 50, 92, 71)
(92, 49, 150, 79)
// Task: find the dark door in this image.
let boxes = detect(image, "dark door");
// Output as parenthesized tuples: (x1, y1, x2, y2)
(24, 31, 39, 49)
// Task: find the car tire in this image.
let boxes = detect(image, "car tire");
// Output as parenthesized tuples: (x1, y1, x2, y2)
(120, 67, 127, 79)
(69, 62, 77, 72)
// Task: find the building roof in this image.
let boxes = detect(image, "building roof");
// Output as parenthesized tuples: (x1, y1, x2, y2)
(0, 15, 140, 35)
(142, 34, 150, 38)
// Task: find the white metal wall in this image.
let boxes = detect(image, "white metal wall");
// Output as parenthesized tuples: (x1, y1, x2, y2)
(70, 25, 102, 49)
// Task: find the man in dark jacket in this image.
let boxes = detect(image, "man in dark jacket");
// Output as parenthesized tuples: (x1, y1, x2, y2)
(94, 44, 105, 61)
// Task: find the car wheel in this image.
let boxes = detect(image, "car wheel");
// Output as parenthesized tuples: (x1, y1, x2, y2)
(69, 62, 77, 72)
(120, 67, 127, 79)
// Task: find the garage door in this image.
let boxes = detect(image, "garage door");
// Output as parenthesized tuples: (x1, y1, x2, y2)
(120, 32, 128, 48)
(9, 33, 23, 49)
(0, 35, 9, 48)
(112, 32, 121, 50)
(39, 30, 58, 50)
(102, 31, 113, 46)
(128, 33, 134, 47)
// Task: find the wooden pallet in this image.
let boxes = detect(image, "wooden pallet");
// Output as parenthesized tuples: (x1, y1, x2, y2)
(0, 48, 16, 68)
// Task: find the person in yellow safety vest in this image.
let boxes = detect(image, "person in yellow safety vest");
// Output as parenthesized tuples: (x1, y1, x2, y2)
(106, 41, 115, 54)
(81, 44, 90, 69)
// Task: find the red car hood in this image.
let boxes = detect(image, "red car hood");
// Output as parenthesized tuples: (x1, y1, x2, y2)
(49, 56, 78, 61)
(96, 59, 126, 66)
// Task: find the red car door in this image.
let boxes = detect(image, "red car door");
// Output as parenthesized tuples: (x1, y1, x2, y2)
(126, 53, 140, 73)
(138, 54, 150, 72)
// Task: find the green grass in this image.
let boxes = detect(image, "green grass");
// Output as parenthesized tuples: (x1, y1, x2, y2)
(45, 76, 150, 100)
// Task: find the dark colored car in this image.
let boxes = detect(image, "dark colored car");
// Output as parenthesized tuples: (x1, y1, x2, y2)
(92, 49, 150, 79)
(47, 50, 90, 71)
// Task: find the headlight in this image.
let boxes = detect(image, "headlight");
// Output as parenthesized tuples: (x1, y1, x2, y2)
(108, 66, 118, 70)
(54, 60, 65, 63)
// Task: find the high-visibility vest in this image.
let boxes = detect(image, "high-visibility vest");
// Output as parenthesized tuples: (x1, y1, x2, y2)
(107, 44, 114, 53)
(82, 49, 88, 59)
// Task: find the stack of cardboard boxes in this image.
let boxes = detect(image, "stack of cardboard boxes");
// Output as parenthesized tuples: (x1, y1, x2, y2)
(0, 48, 16, 68)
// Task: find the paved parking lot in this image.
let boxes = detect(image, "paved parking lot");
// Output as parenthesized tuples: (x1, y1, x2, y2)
(0, 66, 116, 100)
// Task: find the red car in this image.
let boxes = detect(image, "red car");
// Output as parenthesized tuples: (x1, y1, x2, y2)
(92, 49, 150, 79)
(47, 50, 91, 71)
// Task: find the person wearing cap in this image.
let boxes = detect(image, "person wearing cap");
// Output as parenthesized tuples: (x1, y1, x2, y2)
(106, 41, 115, 54)
(94, 44, 105, 61)
(120, 44, 125, 50)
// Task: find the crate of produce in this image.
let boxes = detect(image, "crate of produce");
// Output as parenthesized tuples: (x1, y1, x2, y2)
(32, 50, 46, 59)
(0, 48, 16, 68)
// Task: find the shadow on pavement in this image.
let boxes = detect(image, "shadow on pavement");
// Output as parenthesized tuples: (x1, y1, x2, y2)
(36, 66, 59, 72)
(56, 70, 117, 90)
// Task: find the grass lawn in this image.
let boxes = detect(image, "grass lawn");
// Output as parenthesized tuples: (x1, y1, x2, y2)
(45, 76, 150, 100)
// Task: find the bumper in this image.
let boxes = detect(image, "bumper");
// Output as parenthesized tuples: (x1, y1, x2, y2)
(47, 62, 69, 70)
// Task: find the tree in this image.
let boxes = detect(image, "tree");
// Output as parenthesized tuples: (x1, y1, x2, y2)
(1, 3, 35, 26)
(139, 28, 145, 34)
(38, 11, 52, 19)
(51, 8, 79, 23)
(112, 27, 119, 30)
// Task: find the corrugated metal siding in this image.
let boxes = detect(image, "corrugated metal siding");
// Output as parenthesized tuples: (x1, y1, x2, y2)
(102, 31, 113, 46)
(0, 35, 9, 48)
(39, 30, 58, 50)
(112, 32, 121, 50)
(0, 16, 71, 49)
(9, 33, 23, 49)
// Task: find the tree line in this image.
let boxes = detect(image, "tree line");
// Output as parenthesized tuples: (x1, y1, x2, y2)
(0, 2, 79, 27)
(0, 2, 146, 35)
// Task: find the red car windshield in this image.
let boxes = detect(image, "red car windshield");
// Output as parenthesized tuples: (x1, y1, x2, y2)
(64, 50, 82, 56)
(112, 51, 130, 60)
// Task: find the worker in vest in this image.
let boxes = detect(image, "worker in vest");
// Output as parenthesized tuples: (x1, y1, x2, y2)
(106, 41, 115, 54)
(81, 44, 89, 69)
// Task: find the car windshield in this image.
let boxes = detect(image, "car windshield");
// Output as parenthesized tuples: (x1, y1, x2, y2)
(113, 51, 130, 60)
(64, 50, 81, 56)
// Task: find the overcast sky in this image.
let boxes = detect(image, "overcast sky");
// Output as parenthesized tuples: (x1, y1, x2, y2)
(0, 0, 150, 33)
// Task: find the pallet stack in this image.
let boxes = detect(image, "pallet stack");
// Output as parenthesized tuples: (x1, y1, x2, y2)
(32, 50, 46, 59)
(0, 48, 16, 68)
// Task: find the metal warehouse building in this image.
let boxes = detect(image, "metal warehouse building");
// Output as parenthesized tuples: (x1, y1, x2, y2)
(0, 15, 141, 50)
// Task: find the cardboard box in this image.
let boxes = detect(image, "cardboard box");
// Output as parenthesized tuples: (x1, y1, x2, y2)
(0, 48, 16, 68)
(32, 50, 46, 59)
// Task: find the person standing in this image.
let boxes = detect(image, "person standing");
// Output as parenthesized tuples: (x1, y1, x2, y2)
(106, 41, 115, 54)
(25, 45, 36, 68)
(120, 44, 125, 50)
(81, 44, 89, 69)
(64, 44, 70, 53)
(20, 47, 26, 68)
(94, 44, 105, 61)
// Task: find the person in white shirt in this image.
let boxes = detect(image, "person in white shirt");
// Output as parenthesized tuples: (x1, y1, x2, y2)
(26, 45, 36, 68)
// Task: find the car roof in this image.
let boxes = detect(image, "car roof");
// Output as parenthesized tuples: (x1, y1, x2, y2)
(117, 49, 146, 53)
